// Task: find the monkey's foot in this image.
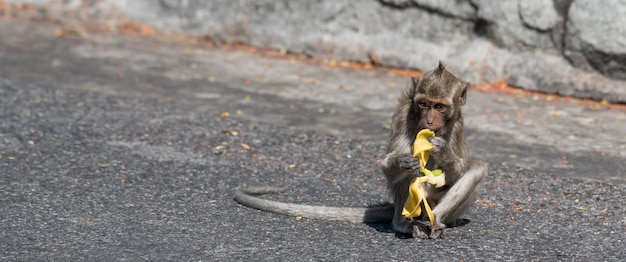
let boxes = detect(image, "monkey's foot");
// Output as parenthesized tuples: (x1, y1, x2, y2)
(394, 221, 429, 239)
(429, 222, 446, 239)
(429, 228, 445, 239)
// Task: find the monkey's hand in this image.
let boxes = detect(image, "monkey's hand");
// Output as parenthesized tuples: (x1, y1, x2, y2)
(428, 136, 447, 159)
(398, 153, 421, 173)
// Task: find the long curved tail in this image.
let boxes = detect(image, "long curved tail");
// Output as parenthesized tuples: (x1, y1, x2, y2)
(234, 186, 393, 224)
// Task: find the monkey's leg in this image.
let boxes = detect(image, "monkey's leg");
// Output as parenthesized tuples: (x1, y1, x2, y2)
(390, 175, 430, 239)
(430, 161, 487, 238)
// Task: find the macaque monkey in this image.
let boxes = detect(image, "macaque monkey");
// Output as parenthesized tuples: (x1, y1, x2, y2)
(382, 61, 487, 238)
(235, 62, 487, 239)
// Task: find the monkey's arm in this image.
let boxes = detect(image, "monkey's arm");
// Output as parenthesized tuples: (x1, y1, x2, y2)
(381, 151, 432, 238)
(429, 135, 467, 182)
(234, 186, 393, 223)
(381, 139, 420, 185)
(381, 102, 423, 185)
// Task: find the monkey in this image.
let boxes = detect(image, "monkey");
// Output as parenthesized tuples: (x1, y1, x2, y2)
(234, 62, 487, 239)
(381, 61, 487, 238)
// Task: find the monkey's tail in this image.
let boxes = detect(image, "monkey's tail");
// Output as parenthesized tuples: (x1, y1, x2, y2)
(234, 186, 393, 224)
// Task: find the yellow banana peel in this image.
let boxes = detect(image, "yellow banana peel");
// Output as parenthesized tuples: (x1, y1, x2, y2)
(401, 129, 445, 229)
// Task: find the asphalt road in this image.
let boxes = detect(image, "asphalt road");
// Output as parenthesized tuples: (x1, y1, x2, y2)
(1, 18, 625, 261)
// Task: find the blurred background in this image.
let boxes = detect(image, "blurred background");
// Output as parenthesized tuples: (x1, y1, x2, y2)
(4, 0, 626, 103)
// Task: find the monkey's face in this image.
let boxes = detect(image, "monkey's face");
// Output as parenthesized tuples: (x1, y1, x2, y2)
(409, 62, 468, 138)
(415, 97, 449, 134)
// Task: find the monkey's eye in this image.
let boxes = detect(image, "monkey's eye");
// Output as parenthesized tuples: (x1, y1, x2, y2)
(417, 101, 428, 109)
(434, 103, 447, 112)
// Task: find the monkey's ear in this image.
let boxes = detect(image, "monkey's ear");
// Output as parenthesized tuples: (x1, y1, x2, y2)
(458, 82, 469, 106)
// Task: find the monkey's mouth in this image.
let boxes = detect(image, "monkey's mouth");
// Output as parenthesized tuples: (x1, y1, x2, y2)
(425, 127, 441, 135)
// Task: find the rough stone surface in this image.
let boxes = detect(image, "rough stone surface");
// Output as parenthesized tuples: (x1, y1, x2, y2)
(567, 0, 626, 80)
(4, 0, 47, 4)
(519, 0, 562, 31)
(9, 0, 626, 103)
(416, 0, 476, 19)
(380, 0, 476, 19)
(472, 0, 555, 49)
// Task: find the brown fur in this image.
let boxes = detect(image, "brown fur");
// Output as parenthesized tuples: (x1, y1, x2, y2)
(382, 62, 486, 238)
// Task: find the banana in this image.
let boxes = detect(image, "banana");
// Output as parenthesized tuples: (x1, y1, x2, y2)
(402, 129, 445, 229)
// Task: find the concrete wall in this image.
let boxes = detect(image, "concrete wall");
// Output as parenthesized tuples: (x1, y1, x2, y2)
(11, 0, 626, 103)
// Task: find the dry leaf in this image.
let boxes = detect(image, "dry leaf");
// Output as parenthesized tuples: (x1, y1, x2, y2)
(221, 130, 239, 136)
(139, 25, 155, 36)
(53, 27, 87, 38)
(367, 52, 382, 65)
(241, 143, 250, 149)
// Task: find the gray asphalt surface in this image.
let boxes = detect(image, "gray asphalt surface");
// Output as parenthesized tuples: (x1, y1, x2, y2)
(1, 18, 625, 261)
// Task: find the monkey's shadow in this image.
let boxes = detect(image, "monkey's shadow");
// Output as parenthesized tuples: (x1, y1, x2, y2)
(363, 204, 471, 239)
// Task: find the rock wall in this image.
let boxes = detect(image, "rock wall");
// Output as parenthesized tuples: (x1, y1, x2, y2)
(11, 0, 626, 102)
